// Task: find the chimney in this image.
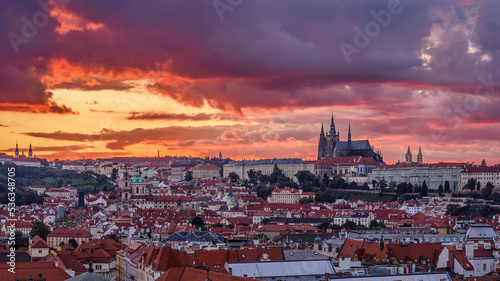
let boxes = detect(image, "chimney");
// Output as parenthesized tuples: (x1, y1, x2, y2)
(325, 273, 330, 280)
(465, 244, 474, 258)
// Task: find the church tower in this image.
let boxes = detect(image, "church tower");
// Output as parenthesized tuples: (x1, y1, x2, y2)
(405, 146, 413, 164)
(28, 142, 33, 159)
(75, 191, 87, 222)
(317, 123, 327, 159)
(417, 146, 423, 164)
(15, 141, 19, 158)
(348, 123, 352, 143)
(325, 114, 340, 158)
(122, 166, 131, 201)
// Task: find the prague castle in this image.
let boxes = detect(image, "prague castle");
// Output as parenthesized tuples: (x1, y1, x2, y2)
(317, 115, 383, 163)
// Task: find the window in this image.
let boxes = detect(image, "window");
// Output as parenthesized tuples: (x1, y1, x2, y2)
(39, 250, 43, 253)
(96, 265, 102, 270)
(483, 264, 486, 271)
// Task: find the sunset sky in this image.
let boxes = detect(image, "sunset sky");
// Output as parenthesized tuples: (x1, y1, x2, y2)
(1, 0, 499, 164)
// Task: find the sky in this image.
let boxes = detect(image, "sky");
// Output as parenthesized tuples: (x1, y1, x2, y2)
(0, 0, 499, 164)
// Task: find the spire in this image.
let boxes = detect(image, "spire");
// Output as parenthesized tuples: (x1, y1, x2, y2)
(320, 123, 324, 135)
(406, 145, 411, 155)
(328, 113, 336, 135)
(15, 141, 19, 158)
(417, 146, 423, 164)
(28, 141, 33, 159)
(88, 261, 94, 272)
(348, 122, 351, 142)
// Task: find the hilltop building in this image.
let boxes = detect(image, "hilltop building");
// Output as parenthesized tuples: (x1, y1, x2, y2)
(317, 115, 383, 163)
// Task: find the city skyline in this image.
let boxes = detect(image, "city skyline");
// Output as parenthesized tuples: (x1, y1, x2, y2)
(1, 0, 500, 164)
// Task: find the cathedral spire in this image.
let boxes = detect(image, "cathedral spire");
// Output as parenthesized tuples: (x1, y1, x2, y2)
(28, 141, 33, 159)
(328, 113, 336, 136)
(417, 146, 423, 164)
(348, 122, 351, 142)
(405, 146, 413, 164)
(320, 123, 324, 135)
(15, 141, 19, 158)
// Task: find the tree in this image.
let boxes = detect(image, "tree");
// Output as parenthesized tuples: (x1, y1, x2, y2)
(14, 231, 27, 250)
(59, 242, 65, 247)
(444, 181, 451, 193)
(369, 220, 379, 229)
(191, 216, 205, 228)
(261, 218, 273, 225)
(438, 184, 444, 196)
(295, 170, 316, 191)
(247, 169, 257, 184)
(482, 182, 494, 198)
(341, 220, 357, 230)
(111, 168, 118, 180)
(68, 238, 79, 249)
(30, 221, 51, 241)
(464, 178, 477, 191)
(184, 170, 193, 181)
(317, 222, 331, 230)
(228, 172, 239, 181)
(420, 181, 428, 196)
(299, 196, 314, 204)
(477, 181, 481, 191)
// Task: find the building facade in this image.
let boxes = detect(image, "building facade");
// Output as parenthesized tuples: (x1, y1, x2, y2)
(369, 163, 467, 190)
(223, 158, 314, 182)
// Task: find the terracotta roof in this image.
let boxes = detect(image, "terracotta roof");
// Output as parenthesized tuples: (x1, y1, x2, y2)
(158, 267, 256, 281)
(0, 262, 70, 281)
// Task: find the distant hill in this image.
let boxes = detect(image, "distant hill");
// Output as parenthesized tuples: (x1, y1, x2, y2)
(0, 162, 115, 205)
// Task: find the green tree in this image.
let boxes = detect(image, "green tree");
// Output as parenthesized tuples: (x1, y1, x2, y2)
(341, 220, 357, 230)
(184, 170, 193, 181)
(111, 168, 118, 180)
(14, 231, 27, 250)
(438, 184, 444, 196)
(369, 220, 379, 229)
(482, 182, 494, 198)
(299, 196, 314, 204)
(247, 169, 257, 184)
(477, 181, 481, 191)
(420, 181, 428, 196)
(68, 238, 79, 248)
(191, 216, 205, 228)
(317, 222, 331, 230)
(295, 170, 316, 191)
(228, 172, 239, 181)
(59, 242, 65, 246)
(261, 218, 273, 225)
(444, 181, 451, 193)
(464, 178, 477, 191)
(29, 221, 51, 241)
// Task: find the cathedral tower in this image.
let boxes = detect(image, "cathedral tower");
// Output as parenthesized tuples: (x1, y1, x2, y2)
(405, 146, 413, 164)
(325, 114, 340, 158)
(417, 146, 423, 164)
(15, 141, 19, 158)
(28, 142, 33, 159)
(317, 123, 327, 159)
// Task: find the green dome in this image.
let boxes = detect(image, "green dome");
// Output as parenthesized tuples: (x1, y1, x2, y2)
(185, 202, 190, 206)
(130, 176, 145, 183)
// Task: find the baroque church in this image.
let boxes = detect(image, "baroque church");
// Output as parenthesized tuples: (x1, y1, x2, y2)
(317, 115, 384, 163)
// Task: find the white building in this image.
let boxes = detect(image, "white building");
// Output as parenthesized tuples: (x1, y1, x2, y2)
(369, 162, 467, 190)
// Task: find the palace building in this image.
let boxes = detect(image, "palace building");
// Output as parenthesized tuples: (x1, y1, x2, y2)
(317, 115, 383, 163)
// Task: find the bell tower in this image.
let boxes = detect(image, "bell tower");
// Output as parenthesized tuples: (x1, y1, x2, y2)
(405, 146, 413, 164)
